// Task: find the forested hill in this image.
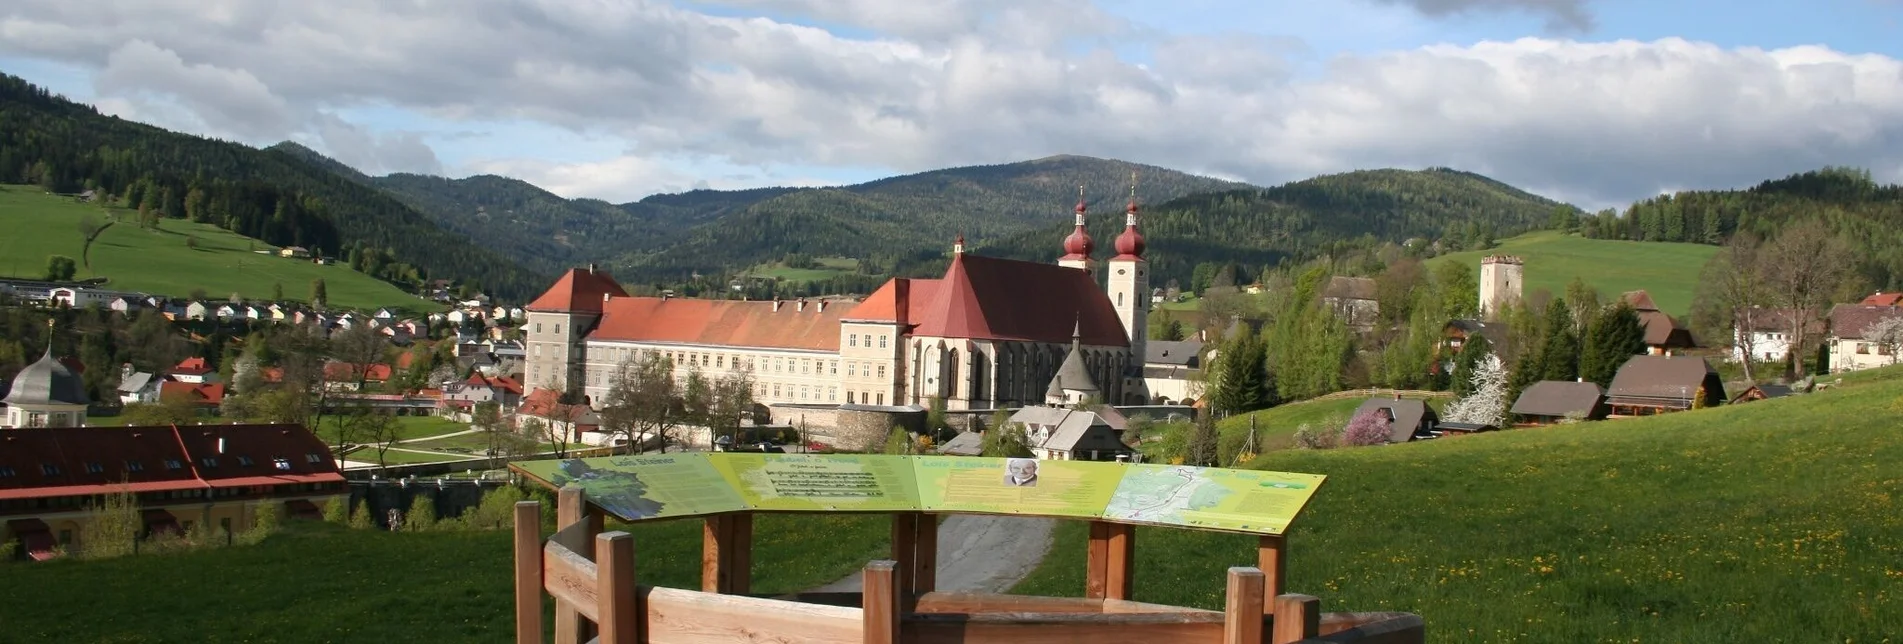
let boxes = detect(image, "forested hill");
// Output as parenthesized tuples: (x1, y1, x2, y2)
(982, 167, 1575, 288)
(1585, 167, 1903, 289)
(0, 74, 543, 299)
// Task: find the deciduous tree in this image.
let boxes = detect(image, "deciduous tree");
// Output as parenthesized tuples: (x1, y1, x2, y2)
(1762, 221, 1853, 375)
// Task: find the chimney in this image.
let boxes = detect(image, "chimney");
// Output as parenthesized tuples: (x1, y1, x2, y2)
(602, 292, 611, 303)
(797, 298, 807, 312)
(893, 278, 911, 328)
(587, 263, 598, 274)
(817, 300, 828, 313)
(773, 299, 784, 312)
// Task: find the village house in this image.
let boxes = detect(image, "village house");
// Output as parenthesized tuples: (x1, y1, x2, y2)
(1604, 355, 1727, 417)
(158, 381, 225, 409)
(48, 286, 147, 310)
(116, 365, 160, 405)
(1826, 303, 1903, 372)
(1351, 397, 1440, 443)
(1142, 339, 1204, 405)
(1728, 307, 1812, 363)
(1510, 380, 1610, 425)
(1623, 291, 1697, 355)
(441, 373, 525, 410)
(1320, 276, 1380, 332)
(278, 246, 310, 259)
(0, 423, 345, 560)
(1006, 405, 1135, 462)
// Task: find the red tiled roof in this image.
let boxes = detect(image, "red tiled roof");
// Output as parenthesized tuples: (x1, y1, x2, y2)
(159, 381, 225, 406)
(174, 357, 212, 375)
(1830, 304, 1903, 339)
(517, 389, 597, 427)
(0, 424, 342, 501)
(463, 373, 524, 396)
(324, 362, 393, 382)
(1861, 292, 1903, 307)
(847, 278, 940, 324)
(589, 297, 851, 351)
(912, 253, 1129, 346)
(526, 267, 629, 313)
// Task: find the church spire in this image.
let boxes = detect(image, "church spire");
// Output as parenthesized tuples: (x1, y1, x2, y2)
(1113, 171, 1145, 260)
(1060, 184, 1095, 262)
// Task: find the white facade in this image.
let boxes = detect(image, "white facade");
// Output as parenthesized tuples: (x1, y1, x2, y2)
(1730, 329, 1794, 363)
(1829, 338, 1899, 372)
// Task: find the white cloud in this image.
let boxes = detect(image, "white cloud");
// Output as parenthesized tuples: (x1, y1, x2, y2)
(3, 0, 1903, 209)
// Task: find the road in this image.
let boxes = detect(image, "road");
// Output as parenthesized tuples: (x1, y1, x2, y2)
(810, 514, 1055, 593)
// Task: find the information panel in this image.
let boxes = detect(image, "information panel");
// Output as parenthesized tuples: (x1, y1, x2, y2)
(513, 453, 747, 520)
(912, 456, 1125, 520)
(707, 453, 922, 512)
(1101, 464, 1326, 535)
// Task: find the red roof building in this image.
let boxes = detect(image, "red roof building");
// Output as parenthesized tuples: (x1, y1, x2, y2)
(158, 381, 225, 407)
(518, 192, 1157, 417)
(0, 424, 346, 560)
(1860, 291, 1903, 307)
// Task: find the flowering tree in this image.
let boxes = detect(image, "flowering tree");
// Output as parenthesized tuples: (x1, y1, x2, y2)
(1869, 316, 1903, 366)
(1442, 353, 1509, 427)
(1339, 409, 1393, 447)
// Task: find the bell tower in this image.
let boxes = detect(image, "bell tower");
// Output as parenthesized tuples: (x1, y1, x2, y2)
(1106, 174, 1148, 404)
(1058, 185, 1096, 279)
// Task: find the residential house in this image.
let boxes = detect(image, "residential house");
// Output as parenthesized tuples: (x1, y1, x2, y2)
(169, 357, 216, 384)
(1350, 397, 1439, 443)
(49, 287, 146, 310)
(214, 304, 240, 320)
(323, 362, 394, 391)
(1728, 307, 1813, 363)
(1321, 276, 1380, 332)
(267, 303, 292, 321)
(1439, 319, 1507, 372)
(1826, 304, 1903, 372)
(1142, 339, 1204, 405)
(442, 373, 525, 410)
(1731, 384, 1793, 404)
(184, 302, 210, 321)
(116, 365, 160, 405)
(107, 297, 141, 315)
(517, 388, 600, 445)
(243, 305, 266, 321)
(1604, 355, 1726, 417)
(445, 309, 470, 325)
(1510, 380, 1609, 425)
(1622, 291, 1697, 355)
(278, 246, 310, 258)
(1861, 292, 1903, 307)
(157, 381, 225, 409)
(373, 308, 396, 322)
(1006, 405, 1135, 461)
(0, 424, 346, 560)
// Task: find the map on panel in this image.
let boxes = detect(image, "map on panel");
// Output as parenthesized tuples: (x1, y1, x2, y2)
(512, 453, 748, 521)
(707, 453, 922, 511)
(912, 456, 1125, 519)
(1102, 464, 1326, 535)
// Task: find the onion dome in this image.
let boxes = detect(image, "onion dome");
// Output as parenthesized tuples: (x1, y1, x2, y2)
(1113, 196, 1145, 259)
(3, 345, 88, 406)
(1060, 191, 1094, 260)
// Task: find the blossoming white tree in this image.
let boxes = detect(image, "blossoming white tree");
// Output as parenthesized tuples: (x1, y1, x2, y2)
(1868, 316, 1903, 367)
(1442, 353, 1509, 427)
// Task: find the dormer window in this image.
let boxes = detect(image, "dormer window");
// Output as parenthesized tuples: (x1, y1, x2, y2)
(165, 459, 184, 470)
(200, 457, 219, 468)
(41, 464, 62, 476)
(237, 456, 255, 467)
(0, 466, 15, 477)
(273, 458, 292, 471)
(306, 454, 323, 464)
(126, 461, 145, 473)
(85, 462, 104, 474)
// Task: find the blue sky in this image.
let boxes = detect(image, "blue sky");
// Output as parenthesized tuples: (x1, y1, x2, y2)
(3, 0, 1902, 207)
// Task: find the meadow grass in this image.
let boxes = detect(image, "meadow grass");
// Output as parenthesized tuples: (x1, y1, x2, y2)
(0, 510, 890, 643)
(1431, 230, 1717, 316)
(750, 256, 861, 283)
(1211, 393, 1448, 451)
(387, 415, 471, 441)
(0, 185, 433, 313)
(1016, 366, 1903, 642)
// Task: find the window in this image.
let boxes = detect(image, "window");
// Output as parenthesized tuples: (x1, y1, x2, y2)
(876, 393, 886, 405)
(717, 355, 726, 368)
(201, 457, 219, 468)
(802, 360, 810, 374)
(0, 466, 14, 477)
(274, 458, 292, 471)
(775, 358, 783, 373)
(41, 464, 61, 476)
(554, 324, 562, 335)
(850, 334, 858, 347)
(535, 323, 543, 333)
(848, 363, 857, 377)
(800, 385, 810, 400)
(773, 384, 782, 397)
(877, 365, 886, 378)
(829, 387, 837, 402)
(879, 335, 888, 348)
(829, 361, 837, 375)
(84, 462, 104, 474)
(847, 391, 856, 404)
(237, 456, 255, 467)
(165, 459, 184, 470)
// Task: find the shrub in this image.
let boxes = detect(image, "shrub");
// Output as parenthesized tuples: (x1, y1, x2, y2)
(403, 495, 438, 532)
(1291, 423, 1338, 450)
(1340, 409, 1393, 447)
(347, 500, 374, 530)
(240, 502, 282, 546)
(322, 496, 349, 524)
(461, 486, 529, 531)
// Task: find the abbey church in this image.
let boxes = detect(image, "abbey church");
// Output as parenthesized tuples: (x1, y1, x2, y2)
(522, 190, 1156, 420)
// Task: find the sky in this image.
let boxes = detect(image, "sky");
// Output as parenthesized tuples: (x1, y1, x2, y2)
(3, 0, 1902, 209)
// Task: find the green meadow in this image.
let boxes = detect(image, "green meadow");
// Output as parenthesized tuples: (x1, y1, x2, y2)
(0, 185, 432, 313)
(749, 256, 861, 283)
(1016, 365, 1903, 642)
(0, 511, 889, 643)
(1432, 230, 1718, 316)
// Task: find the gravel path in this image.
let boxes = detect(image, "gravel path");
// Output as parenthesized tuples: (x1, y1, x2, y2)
(810, 514, 1055, 593)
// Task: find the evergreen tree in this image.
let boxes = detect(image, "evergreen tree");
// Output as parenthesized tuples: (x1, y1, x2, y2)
(1184, 412, 1219, 467)
(1537, 297, 1580, 382)
(1582, 303, 1646, 386)
(310, 279, 327, 307)
(1450, 335, 1492, 398)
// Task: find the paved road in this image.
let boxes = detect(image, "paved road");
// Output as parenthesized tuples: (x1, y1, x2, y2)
(810, 515, 1055, 593)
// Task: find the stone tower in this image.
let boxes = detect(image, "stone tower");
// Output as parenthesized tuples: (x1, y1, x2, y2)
(1478, 255, 1524, 320)
(1058, 186, 1096, 279)
(1106, 180, 1148, 404)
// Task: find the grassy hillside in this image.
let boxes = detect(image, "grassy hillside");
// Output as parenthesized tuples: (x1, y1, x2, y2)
(0, 511, 888, 643)
(0, 185, 431, 312)
(1016, 366, 1903, 642)
(1431, 230, 1717, 316)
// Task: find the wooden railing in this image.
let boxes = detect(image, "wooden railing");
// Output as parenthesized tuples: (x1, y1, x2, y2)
(512, 496, 1424, 643)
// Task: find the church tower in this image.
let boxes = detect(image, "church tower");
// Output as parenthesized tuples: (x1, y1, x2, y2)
(1058, 186, 1096, 279)
(1106, 175, 1149, 404)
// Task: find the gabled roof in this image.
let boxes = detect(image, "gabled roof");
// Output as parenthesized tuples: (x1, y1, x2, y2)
(1043, 412, 1127, 454)
(324, 362, 394, 382)
(1623, 290, 1660, 312)
(1145, 340, 1204, 367)
(1511, 380, 1607, 418)
(589, 297, 851, 352)
(1606, 355, 1720, 402)
(1445, 319, 1506, 347)
(0, 424, 343, 500)
(1352, 398, 1438, 443)
(465, 373, 524, 396)
(173, 357, 213, 375)
(1323, 276, 1377, 302)
(911, 254, 1128, 346)
(1860, 292, 1903, 307)
(937, 431, 985, 456)
(159, 381, 225, 406)
(526, 267, 630, 313)
(1637, 309, 1696, 347)
(1829, 304, 1903, 340)
(518, 388, 598, 425)
(117, 372, 155, 395)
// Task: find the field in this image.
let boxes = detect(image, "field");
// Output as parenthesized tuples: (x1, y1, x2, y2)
(0, 510, 890, 643)
(0, 185, 433, 313)
(748, 256, 860, 283)
(1015, 366, 1903, 642)
(1432, 230, 1717, 316)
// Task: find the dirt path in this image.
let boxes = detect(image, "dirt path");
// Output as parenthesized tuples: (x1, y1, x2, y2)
(810, 514, 1055, 593)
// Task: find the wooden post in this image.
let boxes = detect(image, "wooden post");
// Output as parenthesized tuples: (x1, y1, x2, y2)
(511, 501, 543, 644)
(1223, 567, 1265, 644)
(727, 512, 753, 595)
(861, 560, 900, 644)
(702, 515, 729, 593)
(1258, 535, 1287, 610)
(595, 531, 640, 644)
(1271, 594, 1320, 644)
(1105, 522, 1135, 600)
(556, 487, 602, 644)
(890, 512, 919, 596)
(1085, 521, 1111, 598)
(914, 514, 938, 593)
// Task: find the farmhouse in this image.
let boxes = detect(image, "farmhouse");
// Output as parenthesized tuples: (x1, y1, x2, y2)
(1623, 290, 1697, 354)
(1351, 397, 1439, 443)
(1728, 307, 1813, 363)
(1825, 303, 1903, 373)
(0, 424, 345, 560)
(1510, 380, 1609, 425)
(1007, 405, 1135, 462)
(1604, 355, 1726, 417)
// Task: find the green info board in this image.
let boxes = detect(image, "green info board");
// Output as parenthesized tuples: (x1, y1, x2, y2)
(513, 454, 1325, 536)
